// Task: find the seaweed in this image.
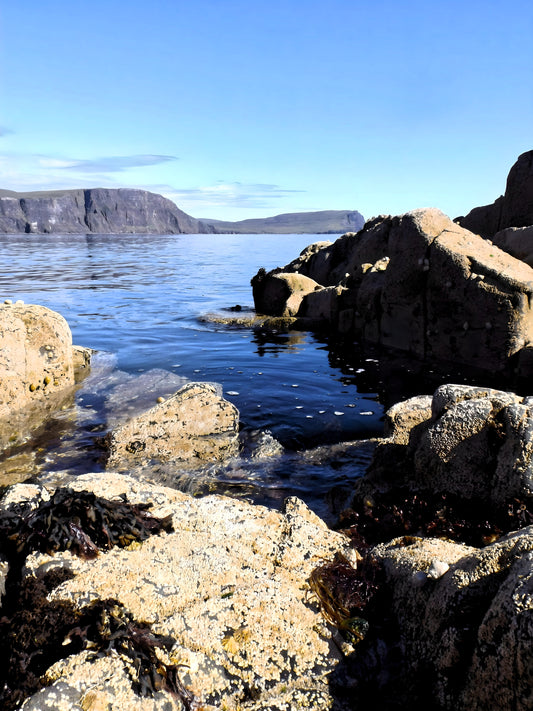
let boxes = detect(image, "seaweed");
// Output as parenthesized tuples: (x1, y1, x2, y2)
(0, 488, 198, 709)
(337, 488, 533, 547)
(0, 486, 174, 562)
(308, 551, 382, 646)
(0, 574, 194, 710)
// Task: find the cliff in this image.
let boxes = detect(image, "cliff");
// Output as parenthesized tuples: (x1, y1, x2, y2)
(0, 188, 214, 234)
(201, 209, 365, 234)
(0, 189, 365, 235)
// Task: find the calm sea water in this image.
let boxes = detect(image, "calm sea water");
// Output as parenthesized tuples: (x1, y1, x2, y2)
(0, 232, 387, 521)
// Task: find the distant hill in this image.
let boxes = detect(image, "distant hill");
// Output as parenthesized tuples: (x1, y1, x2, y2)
(202, 209, 365, 234)
(0, 188, 365, 235)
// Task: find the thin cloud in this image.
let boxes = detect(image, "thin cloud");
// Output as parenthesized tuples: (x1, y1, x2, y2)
(0, 127, 14, 137)
(62, 154, 178, 172)
(166, 182, 305, 209)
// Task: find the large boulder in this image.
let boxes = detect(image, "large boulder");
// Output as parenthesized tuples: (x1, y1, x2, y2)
(103, 382, 240, 469)
(358, 384, 533, 512)
(0, 303, 90, 428)
(252, 208, 533, 374)
(371, 527, 533, 710)
(456, 150, 533, 237)
(6, 472, 351, 710)
(251, 270, 323, 317)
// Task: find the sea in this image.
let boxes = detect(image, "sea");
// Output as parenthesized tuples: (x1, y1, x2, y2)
(0, 232, 444, 522)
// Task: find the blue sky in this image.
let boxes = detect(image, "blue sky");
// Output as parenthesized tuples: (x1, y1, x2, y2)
(0, 0, 532, 221)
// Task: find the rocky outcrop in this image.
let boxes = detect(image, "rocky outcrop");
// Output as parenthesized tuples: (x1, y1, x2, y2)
(0, 302, 90, 425)
(5, 472, 352, 710)
(102, 382, 239, 469)
(371, 527, 533, 711)
(456, 150, 533, 237)
(252, 208, 533, 375)
(355, 384, 533, 513)
(0, 188, 213, 234)
(202, 209, 365, 234)
(492, 225, 533, 266)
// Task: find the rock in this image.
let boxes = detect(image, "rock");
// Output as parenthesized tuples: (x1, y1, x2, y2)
(456, 150, 533, 237)
(492, 225, 533, 266)
(12, 472, 351, 710)
(382, 395, 433, 445)
(251, 270, 323, 317)
(359, 384, 533, 512)
(252, 208, 533, 375)
(0, 303, 91, 428)
(103, 382, 239, 469)
(370, 526, 533, 710)
(0, 188, 213, 235)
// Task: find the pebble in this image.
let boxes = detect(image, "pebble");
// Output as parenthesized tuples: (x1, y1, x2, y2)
(427, 560, 450, 580)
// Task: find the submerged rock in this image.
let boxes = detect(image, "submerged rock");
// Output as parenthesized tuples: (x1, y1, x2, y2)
(102, 382, 240, 469)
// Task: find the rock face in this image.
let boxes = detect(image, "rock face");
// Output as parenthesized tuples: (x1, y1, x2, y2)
(0, 302, 90, 423)
(0, 188, 212, 234)
(252, 208, 533, 374)
(103, 382, 239, 469)
(358, 384, 533, 512)
(371, 527, 533, 711)
(10, 472, 351, 710)
(456, 150, 533, 237)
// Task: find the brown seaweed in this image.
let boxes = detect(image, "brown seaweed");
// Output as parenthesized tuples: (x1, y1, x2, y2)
(0, 487, 174, 561)
(308, 552, 381, 645)
(338, 488, 533, 548)
(0, 574, 194, 710)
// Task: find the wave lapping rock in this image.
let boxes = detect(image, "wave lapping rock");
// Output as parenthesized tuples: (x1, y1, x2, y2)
(102, 382, 240, 469)
(0, 302, 90, 421)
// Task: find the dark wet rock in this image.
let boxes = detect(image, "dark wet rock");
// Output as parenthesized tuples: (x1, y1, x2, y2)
(251, 208, 533, 376)
(456, 150, 533, 237)
(102, 382, 240, 469)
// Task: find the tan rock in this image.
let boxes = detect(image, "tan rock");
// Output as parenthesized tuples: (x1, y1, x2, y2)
(16, 472, 351, 710)
(252, 271, 323, 317)
(103, 382, 239, 469)
(0, 303, 91, 455)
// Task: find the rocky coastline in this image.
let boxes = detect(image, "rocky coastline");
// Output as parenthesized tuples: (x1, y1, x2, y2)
(0, 152, 532, 709)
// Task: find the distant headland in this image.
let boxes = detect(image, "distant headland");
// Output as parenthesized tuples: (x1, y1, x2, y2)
(0, 187, 364, 235)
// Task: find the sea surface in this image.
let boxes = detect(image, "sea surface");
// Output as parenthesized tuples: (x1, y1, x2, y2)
(0, 232, 411, 521)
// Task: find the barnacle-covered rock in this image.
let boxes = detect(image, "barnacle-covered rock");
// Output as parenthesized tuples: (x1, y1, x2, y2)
(2, 473, 352, 710)
(102, 382, 239, 469)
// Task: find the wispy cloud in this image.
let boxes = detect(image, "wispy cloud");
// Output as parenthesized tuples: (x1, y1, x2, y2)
(164, 181, 305, 210)
(60, 154, 178, 172)
(0, 127, 14, 137)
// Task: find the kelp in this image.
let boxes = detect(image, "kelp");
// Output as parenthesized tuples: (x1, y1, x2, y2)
(0, 573, 194, 710)
(0, 488, 195, 709)
(338, 488, 533, 547)
(309, 552, 381, 646)
(0, 486, 174, 561)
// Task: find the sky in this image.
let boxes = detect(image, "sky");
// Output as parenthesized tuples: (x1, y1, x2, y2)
(0, 0, 532, 222)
